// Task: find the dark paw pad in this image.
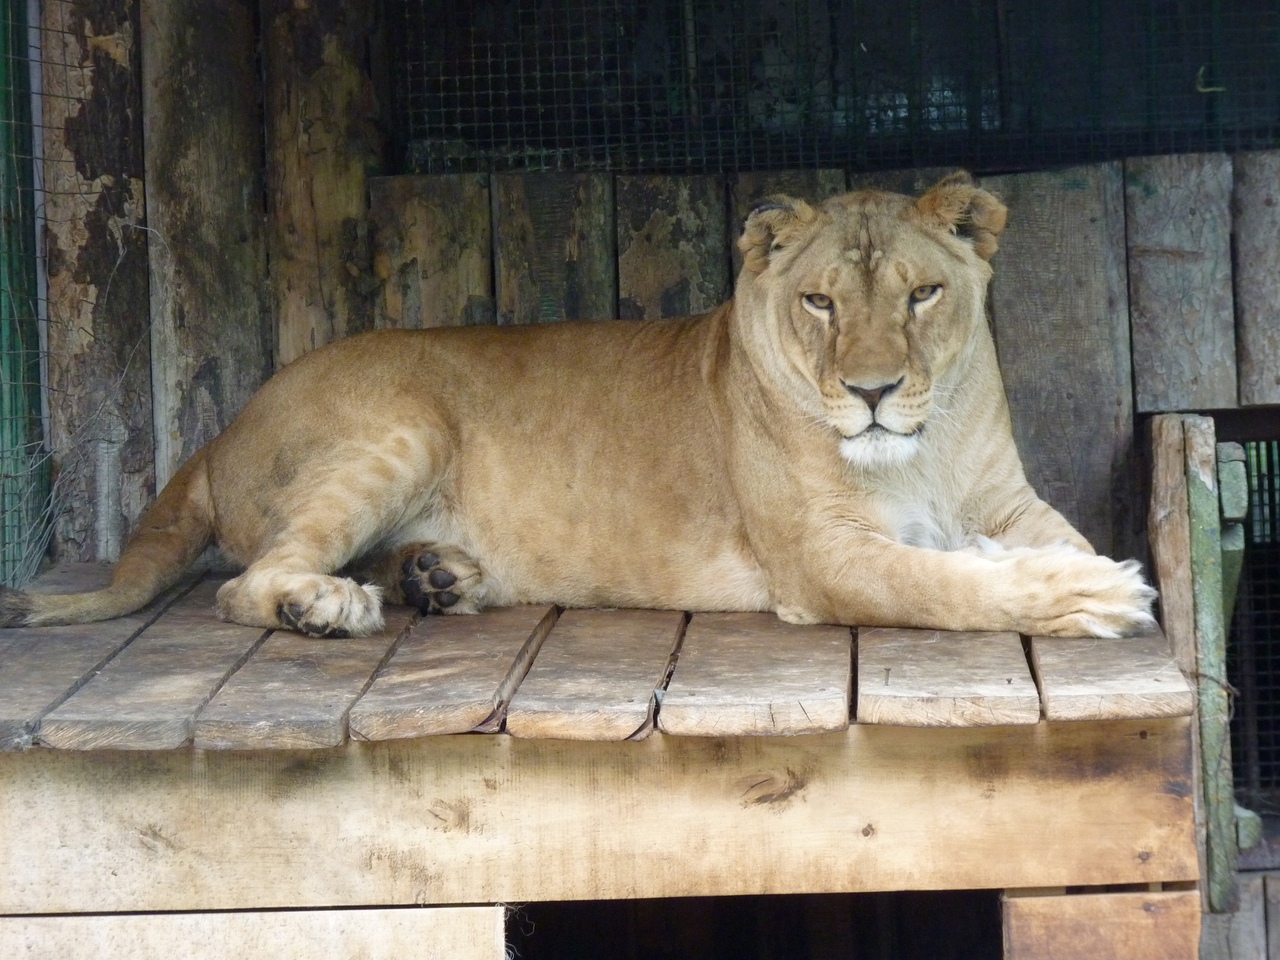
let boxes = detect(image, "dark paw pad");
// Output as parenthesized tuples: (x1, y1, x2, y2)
(400, 549, 468, 613)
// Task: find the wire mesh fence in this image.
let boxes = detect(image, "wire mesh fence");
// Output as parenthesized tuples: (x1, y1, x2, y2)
(1229, 441, 1280, 811)
(387, 0, 1280, 175)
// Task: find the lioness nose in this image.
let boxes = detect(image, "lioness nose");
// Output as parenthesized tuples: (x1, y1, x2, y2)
(844, 377, 903, 412)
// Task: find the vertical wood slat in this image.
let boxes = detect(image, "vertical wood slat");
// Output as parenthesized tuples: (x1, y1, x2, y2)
(369, 175, 494, 330)
(985, 164, 1136, 559)
(141, 0, 269, 487)
(493, 173, 616, 325)
(729, 170, 848, 274)
(264, 0, 382, 367)
(37, 579, 267, 750)
(1184, 414, 1238, 913)
(1126, 154, 1236, 413)
(1232, 150, 1280, 406)
(41, 0, 154, 562)
(616, 175, 730, 320)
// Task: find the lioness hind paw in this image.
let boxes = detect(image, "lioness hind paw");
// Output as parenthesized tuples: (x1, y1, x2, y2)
(398, 544, 485, 615)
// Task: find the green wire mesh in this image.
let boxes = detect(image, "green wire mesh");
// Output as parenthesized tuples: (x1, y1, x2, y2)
(0, 1, 47, 587)
(387, 0, 1280, 175)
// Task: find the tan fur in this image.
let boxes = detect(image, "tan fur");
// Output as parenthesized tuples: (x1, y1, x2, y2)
(2, 173, 1155, 638)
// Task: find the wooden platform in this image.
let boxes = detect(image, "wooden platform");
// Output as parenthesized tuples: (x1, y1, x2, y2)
(0, 565, 1201, 958)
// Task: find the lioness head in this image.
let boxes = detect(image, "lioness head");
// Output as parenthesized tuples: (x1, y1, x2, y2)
(735, 172, 1007, 469)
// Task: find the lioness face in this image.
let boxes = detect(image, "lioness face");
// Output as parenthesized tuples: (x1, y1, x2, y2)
(737, 174, 1007, 469)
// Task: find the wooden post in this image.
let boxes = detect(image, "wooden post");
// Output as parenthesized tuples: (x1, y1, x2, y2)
(141, 0, 269, 487)
(1184, 414, 1237, 913)
(1125, 154, 1236, 413)
(263, 0, 382, 367)
(40, 0, 154, 562)
(985, 164, 1136, 560)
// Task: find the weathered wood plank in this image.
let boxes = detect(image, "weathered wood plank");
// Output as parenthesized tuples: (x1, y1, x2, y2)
(505, 609, 685, 740)
(985, 164, 1136, 559)
(1, 906, 507, 960)
(657, 612, 850, 736)
(1185, 414, 1238, 913)
(729, 170, 847, 274)
(41, 0, 155, 562)
(37, 580, 267, 750)
(616, 175, 729, 320)
(0, 719, 1196, 911)
(1028, 632, 1194, 722)
(0, 565, 199, 749)
(1146, 414, 1209, 912)
(141, 0, 269, 487)
(369, 175, 494, 330)
(348, 605, 558, 741)
(1002, 889, 1200, 960)
(264, 0, 382, 366)
(1126, 154, 1236, 413)
(192, 607, 417, 750)
(492, 173, 616, 325)
(1232, 151, 1280, 406)
(856, 628, 1040, 727)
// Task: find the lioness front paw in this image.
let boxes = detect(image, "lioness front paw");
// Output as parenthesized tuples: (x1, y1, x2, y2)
(1003, 547, 1157, 638)
(398, 543, 486, 615)
(274, 576, 384, 638)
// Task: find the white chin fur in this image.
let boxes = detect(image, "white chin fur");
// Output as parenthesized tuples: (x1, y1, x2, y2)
(839, 430, 920, 468)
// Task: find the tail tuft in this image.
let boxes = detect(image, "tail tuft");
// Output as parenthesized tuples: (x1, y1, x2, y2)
(0, 587, 33, 627)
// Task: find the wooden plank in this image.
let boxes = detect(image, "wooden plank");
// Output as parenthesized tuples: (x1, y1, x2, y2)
(0, 565, 200, 749)
(856, 628, 1040, 727)
(1263, 873, 1280, 958)
(0, 718, 1196, 912)
(1028, 632, 1194, 722)
(492, 173, 616, 325)
(37, 580, 267, 750)
(729, 170, 848, 274)
(985, 164, 1136, 559)
(848, 167, 957, 197)
(264, 0, 381, 366)
(657, 612, 850, 737)
(348, 606, 558, 741)
(1232, 150, 1280, 406)
(369, 175, 494, 330)
(141, 0, 269, 487)
(1002, 889, 1200, 960)
(41, 0, 155, 562)
(1218, 442, 1249, 521)
(192, 607, 417, 750)
(1, 906, 507, 960)
(1126, 154, 1236, 413)
(1185, 414, 1238, 913)
(505, 609, 685, 740)
(616, 174, 729, 320)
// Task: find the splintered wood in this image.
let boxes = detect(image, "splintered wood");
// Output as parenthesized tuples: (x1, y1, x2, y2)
(505, 609, 685, 740)
(856, 628, 1041, 726)
(658, 613, 851, 736)
(1029, 632, 1193, 722)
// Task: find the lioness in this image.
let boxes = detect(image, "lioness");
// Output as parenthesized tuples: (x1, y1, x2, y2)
(0, 172, 1155, 639)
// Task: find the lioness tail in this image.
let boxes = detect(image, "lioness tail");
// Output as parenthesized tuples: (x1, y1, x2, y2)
(0, 449, 215, 627)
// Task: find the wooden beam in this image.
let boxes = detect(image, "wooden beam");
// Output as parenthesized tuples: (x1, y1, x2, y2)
(0, 719, 1196, 912)
(1126, 154, 1236, 413)
(985, 164, 1136, 559)
(368, 175, 494, 330)
(1002, 889, 1200, 960)
(40, 0, 154, 562)
(616, 175, 729, 320)
(141, 0, 269, 487)
(0, 906, 508, 960)
(263, 0, 382, 366)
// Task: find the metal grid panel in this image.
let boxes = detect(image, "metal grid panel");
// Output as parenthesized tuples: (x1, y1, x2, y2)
(388, 0, 1280, 175)
(1229, 442, 1280, 809)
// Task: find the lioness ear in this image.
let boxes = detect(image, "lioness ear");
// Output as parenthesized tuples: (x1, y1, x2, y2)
(737, 195, 819, 273)
(915, 171, 1008, 261)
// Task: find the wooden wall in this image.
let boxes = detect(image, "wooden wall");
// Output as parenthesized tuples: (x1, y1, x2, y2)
(37, 1, 1280, 573)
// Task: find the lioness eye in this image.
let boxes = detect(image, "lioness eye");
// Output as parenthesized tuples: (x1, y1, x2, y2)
(803, 293, 833, 310)
(909, 284, 940, 304)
